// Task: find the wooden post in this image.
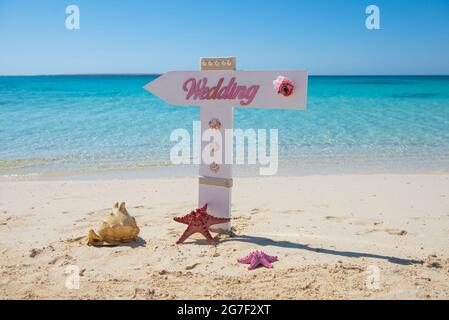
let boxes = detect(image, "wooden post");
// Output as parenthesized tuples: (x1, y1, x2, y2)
(198, 57, 236, 231)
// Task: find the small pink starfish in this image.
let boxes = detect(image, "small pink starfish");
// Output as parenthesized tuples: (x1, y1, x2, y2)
(237, 250, 278, 270)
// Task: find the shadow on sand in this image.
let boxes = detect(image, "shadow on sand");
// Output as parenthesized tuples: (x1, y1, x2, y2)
(223, 234, 424, 266)
(91, 237, 147, 248)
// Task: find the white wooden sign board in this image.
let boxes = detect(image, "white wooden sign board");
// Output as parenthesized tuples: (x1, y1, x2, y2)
(144, 70, 308, 109)
(144, 57, 308, 231)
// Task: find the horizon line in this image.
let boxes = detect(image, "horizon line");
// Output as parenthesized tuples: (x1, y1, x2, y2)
(1, 73, 449, 77)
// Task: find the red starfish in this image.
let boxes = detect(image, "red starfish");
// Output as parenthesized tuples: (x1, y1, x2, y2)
(173, 204, 230, 246)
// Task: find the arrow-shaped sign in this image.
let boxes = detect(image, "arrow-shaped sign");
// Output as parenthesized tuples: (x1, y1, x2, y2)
(144, 70, 308, 110)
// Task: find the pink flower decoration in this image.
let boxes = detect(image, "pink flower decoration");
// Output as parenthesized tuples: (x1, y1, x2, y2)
(273, 76, 286, 89)
(273, 76, 294, 97)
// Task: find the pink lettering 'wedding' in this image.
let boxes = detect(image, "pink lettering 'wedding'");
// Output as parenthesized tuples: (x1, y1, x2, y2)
(182, 77, 260, 106)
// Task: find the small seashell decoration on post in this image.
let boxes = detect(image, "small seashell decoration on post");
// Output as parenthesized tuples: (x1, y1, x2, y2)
(210, 162, 220, 173)
(208, 118, 221, 130)
(273, 76, 295, 96)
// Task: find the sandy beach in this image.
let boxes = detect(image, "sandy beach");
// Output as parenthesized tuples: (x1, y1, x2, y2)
(0, 174, 448, 300)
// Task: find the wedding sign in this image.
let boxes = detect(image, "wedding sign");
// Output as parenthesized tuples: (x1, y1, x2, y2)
(144, 57, 308, 230)
(144, 70, 308, 109)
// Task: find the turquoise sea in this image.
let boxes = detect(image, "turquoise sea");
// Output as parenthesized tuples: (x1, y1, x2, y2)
(1, 75, 449, 179)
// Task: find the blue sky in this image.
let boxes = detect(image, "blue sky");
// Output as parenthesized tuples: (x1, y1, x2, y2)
(0, 0, 448, 75)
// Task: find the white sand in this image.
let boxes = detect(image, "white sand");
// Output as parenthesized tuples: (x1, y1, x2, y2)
(1, 174, 448, 299)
